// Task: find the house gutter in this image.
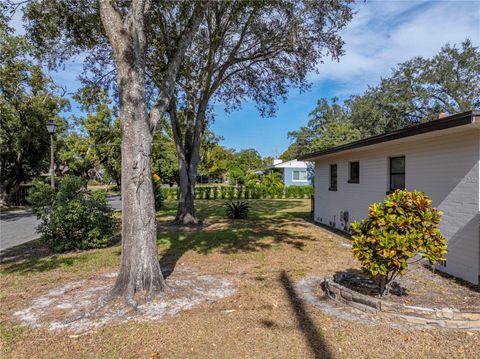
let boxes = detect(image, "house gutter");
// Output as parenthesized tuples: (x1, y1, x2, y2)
(299, 110, 480, 161)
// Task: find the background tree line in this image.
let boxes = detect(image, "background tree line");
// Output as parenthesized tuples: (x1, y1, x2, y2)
(281, 39, 480, 160)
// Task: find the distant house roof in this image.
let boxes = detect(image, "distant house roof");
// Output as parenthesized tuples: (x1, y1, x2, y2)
(299, 110, 480, 161)
(261, 159, 309, 171)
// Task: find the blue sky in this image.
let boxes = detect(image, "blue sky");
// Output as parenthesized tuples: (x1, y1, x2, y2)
(10, 0, 480, 157)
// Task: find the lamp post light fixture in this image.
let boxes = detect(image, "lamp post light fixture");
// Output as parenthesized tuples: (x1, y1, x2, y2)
(46, 120, 58, 189)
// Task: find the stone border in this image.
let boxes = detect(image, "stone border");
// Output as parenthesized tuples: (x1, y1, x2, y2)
(323, 278, 480, 329)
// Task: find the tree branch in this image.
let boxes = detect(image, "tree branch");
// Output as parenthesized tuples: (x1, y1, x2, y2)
(148, 1, 207, 134)
(98, 0, 124, 49)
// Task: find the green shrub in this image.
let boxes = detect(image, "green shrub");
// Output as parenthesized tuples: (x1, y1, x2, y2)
(109, 184, 120, 192)
(220, 186, 228, 199)
(29, 176, 115, 252)
(194, 187, 202, 200)
(205, 187, 212, 200)
(227, 186, 235, 199)
(224, 200, 250, 219)
(236, 186, 244, 199)
(153, 183, 163, 211)
(212, 187, 219, 200)
(351, 190, 447, 296)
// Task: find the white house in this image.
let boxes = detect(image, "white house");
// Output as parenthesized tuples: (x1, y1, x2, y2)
(299, 110, 480, 285)
(260, 159, 313, 186)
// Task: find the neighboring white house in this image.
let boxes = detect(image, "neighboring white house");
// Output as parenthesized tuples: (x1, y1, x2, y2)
(299, 110, 480, 285)
(260, 159, 313, 186)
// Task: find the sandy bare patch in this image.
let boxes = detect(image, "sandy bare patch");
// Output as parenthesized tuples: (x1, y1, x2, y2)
(14, 267, 235, 333)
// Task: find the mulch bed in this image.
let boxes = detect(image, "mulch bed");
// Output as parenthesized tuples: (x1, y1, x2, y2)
(334, 263, 480, 311)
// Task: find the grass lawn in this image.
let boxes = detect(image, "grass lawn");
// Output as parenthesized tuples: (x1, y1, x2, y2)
(1, 199, 479, 358)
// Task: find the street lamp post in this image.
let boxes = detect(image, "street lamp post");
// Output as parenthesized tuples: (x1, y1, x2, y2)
(46, 120, 58, 190)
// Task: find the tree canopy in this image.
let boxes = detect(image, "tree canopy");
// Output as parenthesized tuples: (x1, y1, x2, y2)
(282, 40, 480, 159)
(163, 0, 354, 223)
(0, 8, 68, 204)
(57, 90, 121, 186)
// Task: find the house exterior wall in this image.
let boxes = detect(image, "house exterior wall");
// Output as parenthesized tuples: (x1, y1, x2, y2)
(283, 167, 312, 186)
(313, 128, 480, 284)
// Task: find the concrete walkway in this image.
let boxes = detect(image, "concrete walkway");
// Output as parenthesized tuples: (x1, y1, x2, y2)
(0, 196, 121, 252)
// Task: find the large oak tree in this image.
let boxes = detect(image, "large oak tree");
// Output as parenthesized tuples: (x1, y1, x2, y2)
(21, 0, 207, 304)
(154, 0, 355, 223)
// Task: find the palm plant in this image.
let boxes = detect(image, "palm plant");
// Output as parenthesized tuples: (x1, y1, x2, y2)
(224, 200, 250, 219)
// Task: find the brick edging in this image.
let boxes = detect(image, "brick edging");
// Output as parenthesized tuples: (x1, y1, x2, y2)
(323, 278, 480, 329)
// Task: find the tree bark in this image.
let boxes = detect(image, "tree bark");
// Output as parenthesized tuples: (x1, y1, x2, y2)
(168, 95, 205, 225)
(176, 156, 198, 224)
(99, 0, 165, 304)
(97, 0, 205, 303)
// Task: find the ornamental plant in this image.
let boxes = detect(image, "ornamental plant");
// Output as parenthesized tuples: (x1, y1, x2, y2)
(351, 190, 447, 296)
(224, 200, 250, 219)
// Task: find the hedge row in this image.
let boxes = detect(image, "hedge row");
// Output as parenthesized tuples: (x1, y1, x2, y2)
(160, 185, 313, 200)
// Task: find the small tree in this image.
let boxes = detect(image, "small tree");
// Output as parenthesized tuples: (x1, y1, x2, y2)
(351, 190, 447, 296)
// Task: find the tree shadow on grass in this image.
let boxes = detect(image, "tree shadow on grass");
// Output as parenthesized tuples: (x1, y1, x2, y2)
(159, 218, 316, 278)
(159, 199, 310, 222)
(279, 270, 332, 359)
(0, 237, 121, 275)
(0, 239, 51, 264)
(0, 255, 85, 275)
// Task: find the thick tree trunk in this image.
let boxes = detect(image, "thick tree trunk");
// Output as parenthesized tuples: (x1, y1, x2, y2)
(176, 157, 198, 224)
(169, 91, 206, 225)
(109, 70, 166, 304)
(99, 0, 166, 304)
(96, 0, 205, 304)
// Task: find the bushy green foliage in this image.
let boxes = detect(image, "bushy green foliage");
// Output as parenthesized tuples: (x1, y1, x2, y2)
(160, 185, 312, 200)
(351, 190, 447, 295)
(227, 186, 236, 199)
(245, 172, 261, 188)
(160, 187, 179, 200)
(282, 40, 480, 160)
(285, 185, 314, 199)
(29, 176, 115, 252)
(0, 14, 68, 204)
(153, 182, 163, 211)
(224, 200, 250, 219)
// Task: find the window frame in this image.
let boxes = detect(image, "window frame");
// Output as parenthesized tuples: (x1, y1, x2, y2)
(389, 156, 406, 192)
(329, 164, 337, 191)
(292, 170, 308, 182)
(348, 161, 360, 184)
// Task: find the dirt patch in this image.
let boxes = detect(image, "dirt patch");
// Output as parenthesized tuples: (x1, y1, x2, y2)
(14, 267, 235, 333)
(334, 263, 480, 311)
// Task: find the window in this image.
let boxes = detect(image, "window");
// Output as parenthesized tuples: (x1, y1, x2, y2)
(329, 164, 337, 191)
(389, 156, 405, 191)
(292, 170, 307, 181)
(348, 161, 360, 183)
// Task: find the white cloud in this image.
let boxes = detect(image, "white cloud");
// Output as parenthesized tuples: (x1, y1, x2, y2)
(314, 0, 480, 96)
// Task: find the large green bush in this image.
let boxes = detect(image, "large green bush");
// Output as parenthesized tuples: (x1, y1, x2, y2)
(29, 176, 115, 252)
(351, 190, 447, 296)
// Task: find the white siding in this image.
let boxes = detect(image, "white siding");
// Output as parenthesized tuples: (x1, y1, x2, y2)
(313, 127, 480, 284)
